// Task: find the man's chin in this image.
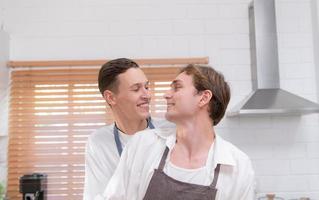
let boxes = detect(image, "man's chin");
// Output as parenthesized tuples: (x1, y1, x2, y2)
(164, 113, 175, 122)
(137, 111, 150, 120)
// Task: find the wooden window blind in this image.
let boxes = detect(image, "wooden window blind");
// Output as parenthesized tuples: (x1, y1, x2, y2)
(7, 58, 208, 200)
(8, 67, 179, 200)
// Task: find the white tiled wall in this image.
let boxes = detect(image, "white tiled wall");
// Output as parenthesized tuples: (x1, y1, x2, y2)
(1, 0, 319, 199)
(312, 0, 319, 101)
(0, 0, 9, 190)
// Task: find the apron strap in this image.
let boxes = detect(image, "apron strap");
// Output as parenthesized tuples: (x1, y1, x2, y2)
(158, 147, 170, 171)
(113, 124, 123, 156)
(114, 118, 155, 156)
(210, 164, 221, 188)
(147, 117, 155, 129)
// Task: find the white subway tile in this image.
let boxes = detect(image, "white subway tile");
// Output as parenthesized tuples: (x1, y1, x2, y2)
(46, 6, 87, 22)
(300, 114, 319, 127)
(141, 36, 189, 58)
(299, 48, 315, 63)
(188, 36, 206, 56)
(223, 129, 259, 145)
(309, 175, 319, 190)
(82, 5, 149, 21)
(276, 2, 308, 21)
(217, 34, 250, 49)
(279, 49, 301, 64)
(138, 21, 173, 36)
(238, 117, 272, 129)
(46, 0, 80, 8)
(282, 63, 314, 79)
(10, 36, 121, 60)
(278, 34, 313, 48)
(256, 175, 308, 192)
(241, 144, 274, 160)
(222, 65, 251, 81)
(6, 0, 45, 8)
(173, 20, 205, 35)
(271, 116, 302, 129)
(290, 159, 319, 174)
(253, 160, 290, 176)
(220, 49, 250, 65)
(272, 143, 307, 159)
(169, 36, 194, 57)
(228, 80, 252, 96)
(251, 129, 294, 144)
(186, 5, 219, 19)
(101, 36, 143, 58)
(292, 126, 319, 143)
(107, 21, 141, 36)
(205, 19, 249, 34)
(307, 143, 319, 158)
(218, 3, 248, 19)
(11, 21, 112, 37)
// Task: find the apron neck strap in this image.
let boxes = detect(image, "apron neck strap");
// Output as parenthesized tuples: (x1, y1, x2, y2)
(113, 118, 155, 156)
(113, 124, 123, 156)
(210, 164, 221, 188)
(147, 117, 155, 129)
(158, 147, 170, 171)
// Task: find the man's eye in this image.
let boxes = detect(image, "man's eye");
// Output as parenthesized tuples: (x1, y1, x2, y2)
(132, 87, 140, 91)
(172, 85, 181, 91)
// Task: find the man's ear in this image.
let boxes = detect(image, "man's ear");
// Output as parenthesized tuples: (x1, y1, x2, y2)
(103, 90, 116, 106)
(199, 90, 212, 107)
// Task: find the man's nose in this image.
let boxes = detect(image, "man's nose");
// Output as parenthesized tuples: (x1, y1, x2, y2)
(141, 88, 151, 99)
(164, 89, 172, 99)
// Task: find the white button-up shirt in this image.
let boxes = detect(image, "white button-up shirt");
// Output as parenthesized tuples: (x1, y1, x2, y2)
(102, 128, 255, 200)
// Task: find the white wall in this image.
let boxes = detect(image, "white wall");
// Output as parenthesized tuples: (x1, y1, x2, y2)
(2, 0, 319, 199)
(312, 0, 319, 101)
(0, 0, 9, 188)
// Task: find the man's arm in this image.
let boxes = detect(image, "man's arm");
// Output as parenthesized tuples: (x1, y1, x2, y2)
(102, 143, 131, 200)
(83, 138, 114, 200)
(239, 160, 256, 200)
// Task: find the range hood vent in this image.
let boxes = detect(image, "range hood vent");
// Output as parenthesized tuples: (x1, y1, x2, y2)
(228, 0, 319, 117)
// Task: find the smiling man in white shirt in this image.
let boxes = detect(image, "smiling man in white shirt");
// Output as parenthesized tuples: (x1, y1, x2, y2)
(83, 58, 173, 200)
(103, 64, 255, 200)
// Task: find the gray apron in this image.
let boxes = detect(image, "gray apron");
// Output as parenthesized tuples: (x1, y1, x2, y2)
(143, 147, 221, 200)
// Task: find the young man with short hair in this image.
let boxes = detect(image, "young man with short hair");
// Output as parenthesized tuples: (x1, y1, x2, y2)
(83, 58, 173, 200)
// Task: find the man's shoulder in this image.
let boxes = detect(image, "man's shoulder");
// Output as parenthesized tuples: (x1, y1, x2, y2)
(130, 127, 175, 148)
(214, 135, 253, 172)
(219, 136, 251, 161)
(87, 124, 114, 144)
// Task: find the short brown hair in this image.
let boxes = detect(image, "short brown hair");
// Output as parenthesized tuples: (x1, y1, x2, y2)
(98, 58, 139, 94)
(180, 64, 230, 126)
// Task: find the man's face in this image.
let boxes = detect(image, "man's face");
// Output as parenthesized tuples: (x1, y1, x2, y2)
(110, 68, 151, 121)
(164, 72, 201, 122)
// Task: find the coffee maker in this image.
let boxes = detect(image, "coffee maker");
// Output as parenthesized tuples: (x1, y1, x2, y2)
(19, 173, 47, 200)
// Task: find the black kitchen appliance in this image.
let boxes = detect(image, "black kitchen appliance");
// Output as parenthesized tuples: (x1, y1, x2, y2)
(19, 173, 47, 200)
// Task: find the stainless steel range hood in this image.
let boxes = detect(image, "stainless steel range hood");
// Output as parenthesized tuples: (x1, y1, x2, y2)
(228, 0, 319, 117)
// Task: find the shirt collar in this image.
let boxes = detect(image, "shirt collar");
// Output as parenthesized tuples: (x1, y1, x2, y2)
(213, 134, 236, 167)
(155, 129, 236, 167)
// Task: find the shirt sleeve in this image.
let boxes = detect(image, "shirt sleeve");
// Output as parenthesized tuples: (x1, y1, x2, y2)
(83, 138, 114, 200)
(238, 160, 256, 200)
(103, 143, 131, 200)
